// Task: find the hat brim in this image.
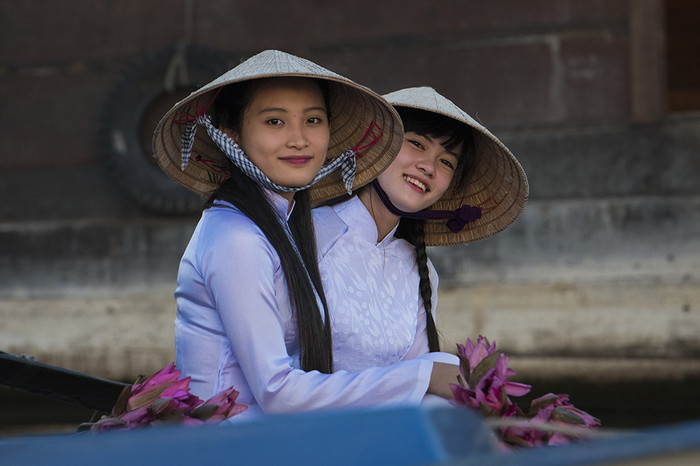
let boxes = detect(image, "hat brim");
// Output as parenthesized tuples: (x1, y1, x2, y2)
(423, 131, 528, 246)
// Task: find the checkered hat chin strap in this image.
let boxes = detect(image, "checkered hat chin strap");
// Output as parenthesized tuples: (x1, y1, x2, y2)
(180, 114, 357, 194)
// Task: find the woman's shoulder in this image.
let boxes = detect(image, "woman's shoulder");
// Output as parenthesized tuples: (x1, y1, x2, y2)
(313, 203, 350, 259)
(311, 204, 338, 223)
(313, 196, 377, 245)
(205, 200, 249, 223)
(197, 201, 274, 252)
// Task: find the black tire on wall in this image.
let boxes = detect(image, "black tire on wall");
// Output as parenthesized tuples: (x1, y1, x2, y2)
(98, 44, 236, 214)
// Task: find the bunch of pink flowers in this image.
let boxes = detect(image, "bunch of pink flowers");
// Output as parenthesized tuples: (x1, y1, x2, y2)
(450, 335, 600, 448)
(81, 363, 247, 431)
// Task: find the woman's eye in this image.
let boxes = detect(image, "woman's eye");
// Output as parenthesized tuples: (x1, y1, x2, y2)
(441, 159, 455, 170)
(307, 117, 323, 124)
(408, 139, 424, 150)
(267, 118, 283, 126)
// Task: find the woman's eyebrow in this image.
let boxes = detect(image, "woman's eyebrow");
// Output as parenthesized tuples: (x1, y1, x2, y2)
(259, 107, 287, 114)
(422, 134, 460, 158)
(258, 106, 327, 114)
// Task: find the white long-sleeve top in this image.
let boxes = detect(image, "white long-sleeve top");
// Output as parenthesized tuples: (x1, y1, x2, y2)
(314, 196, 455, 373)
(174, 192, 445, 421)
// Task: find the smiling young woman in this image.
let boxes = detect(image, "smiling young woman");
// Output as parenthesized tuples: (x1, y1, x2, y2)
(314, 87, 528, 400)
(359, 130, 464, 240)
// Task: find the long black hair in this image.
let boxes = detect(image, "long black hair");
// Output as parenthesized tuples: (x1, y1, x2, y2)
(393, 107, 477, 352)
(207, 78, 333, 373)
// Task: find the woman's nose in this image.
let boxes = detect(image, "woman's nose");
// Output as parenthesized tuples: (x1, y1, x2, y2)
(415, 155, 436, 177)
(286, 122, 309, 149)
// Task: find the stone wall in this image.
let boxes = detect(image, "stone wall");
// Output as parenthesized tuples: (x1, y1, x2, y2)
(1, 1, 698, 382)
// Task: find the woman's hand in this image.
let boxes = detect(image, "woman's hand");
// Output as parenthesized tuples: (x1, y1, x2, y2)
(427, 362, 461, 399)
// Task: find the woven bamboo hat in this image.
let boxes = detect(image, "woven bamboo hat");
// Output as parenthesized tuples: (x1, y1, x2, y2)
(153, 50, 403, 203)
(383, 86, 528, 246)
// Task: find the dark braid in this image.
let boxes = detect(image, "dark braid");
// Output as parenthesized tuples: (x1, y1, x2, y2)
(395, 218, 441, 352)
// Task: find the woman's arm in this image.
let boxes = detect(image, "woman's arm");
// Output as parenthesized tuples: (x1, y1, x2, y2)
(427, 362, 462, 399)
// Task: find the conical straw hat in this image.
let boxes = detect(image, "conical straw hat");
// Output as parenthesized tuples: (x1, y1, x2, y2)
(153, 50, 403, 203)
(383, 86, 528, 246)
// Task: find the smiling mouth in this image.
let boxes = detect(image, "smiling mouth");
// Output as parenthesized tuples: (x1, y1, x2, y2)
(280, 156, 312, 165)
(403, 175, 428, 192)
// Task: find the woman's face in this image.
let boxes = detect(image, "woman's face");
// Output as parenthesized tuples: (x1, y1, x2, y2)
(376, 131, 461, 213)
(226, 78, 330, 191)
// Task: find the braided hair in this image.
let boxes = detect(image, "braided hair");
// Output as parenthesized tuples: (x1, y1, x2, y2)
(394, 218, 440, 351)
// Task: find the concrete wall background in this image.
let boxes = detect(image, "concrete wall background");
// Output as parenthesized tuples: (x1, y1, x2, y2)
(1, 1, 698, 383)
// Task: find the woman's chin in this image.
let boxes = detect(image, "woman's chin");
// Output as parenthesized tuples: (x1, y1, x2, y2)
(270, 177, 316, 189)
(390, 198, 430, 214)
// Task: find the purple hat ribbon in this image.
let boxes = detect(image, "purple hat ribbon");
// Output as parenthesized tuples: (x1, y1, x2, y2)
(370, 179, 481, 233)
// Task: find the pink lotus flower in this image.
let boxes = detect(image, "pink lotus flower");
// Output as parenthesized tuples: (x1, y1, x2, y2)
(191, 387, 248, 423)
(81, 363, 247, 432)
(450, 336, 531, 417)
(120, 407, 157, 428)
(449, 335, 601, 449)
(500, 400, 553, 447)
(153, 377, 203, 416)
(530, 393, 601, 428)
(91, 407, 157, 432)
(457, 335, 496, 376)
(502, 423, 548, 448)
(125, 362, 183, 412)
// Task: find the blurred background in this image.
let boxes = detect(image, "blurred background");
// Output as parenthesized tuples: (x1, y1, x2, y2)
(1, 0, 699, 433)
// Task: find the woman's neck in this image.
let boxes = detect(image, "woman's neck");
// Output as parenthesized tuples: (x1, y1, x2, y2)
(279, 191, 295, 215)
(358, 186, 400, 243)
